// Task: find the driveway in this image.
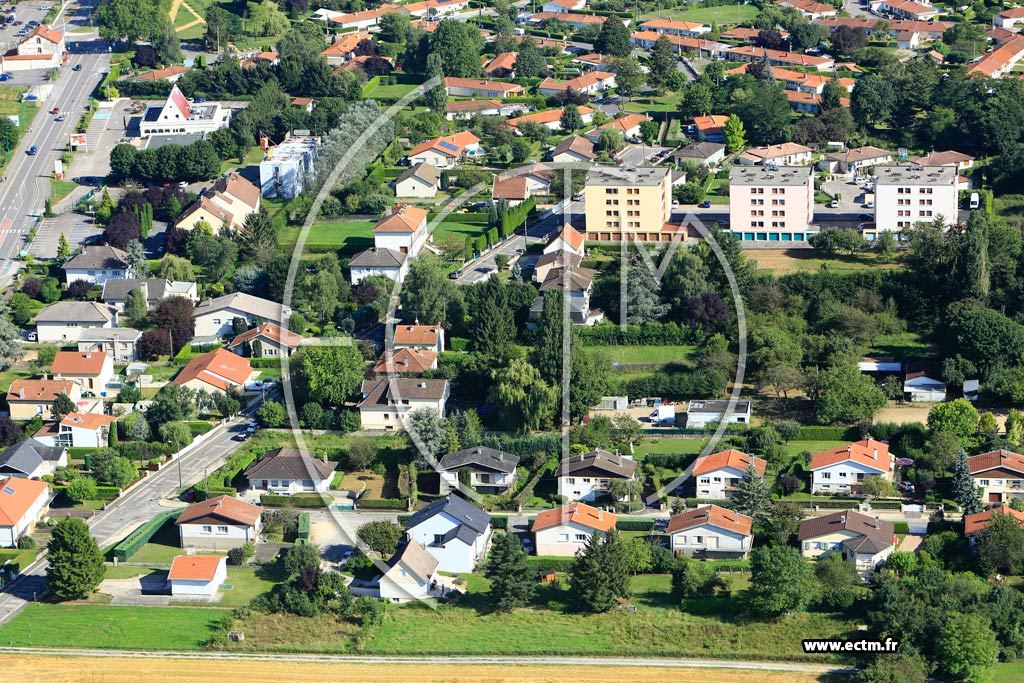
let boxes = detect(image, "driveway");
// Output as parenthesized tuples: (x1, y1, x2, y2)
(616, 144, 670, 167)
(309, 510, 402, 562)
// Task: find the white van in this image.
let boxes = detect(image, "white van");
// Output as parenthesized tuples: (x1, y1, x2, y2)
(970, 192, 980, 210)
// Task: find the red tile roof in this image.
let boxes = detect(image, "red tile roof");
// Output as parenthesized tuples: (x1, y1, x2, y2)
(485, 51, 519, 74)
(172, 348, 252, 392)
(968, 450, 1024, 476)
(0, 477, 48, 526)
(393, 325, 443, 347)
(51, 351, 108, 376)
(374, 203, 428, 234)
(555, 225, 584, 251)
(667, 505, 753, 536)
(532, 502, 617, 532)
(60, 412, 117, 431)
(964, 505, 1024, 536)
(809, 439, 890, 472)
(373, 347, 438, 374)
(692, 450, 766, 477)
(177, 495, 262, 526)
(168, 555, 226, 582)
(7, 379, 75, 403)
(228, 322, 303, 351)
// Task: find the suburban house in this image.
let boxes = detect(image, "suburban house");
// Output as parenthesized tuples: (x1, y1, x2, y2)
(407, 131, 481, 168)
(492, 175, 531, 206)
(167, 555, 228, 598)
(51, 351, 115, 394)
(535, 266, 601, 325)
(872, 165, 959, 238)
(445, 99, 499, 120)
(776, 0, 837, 19)
(511, 107, 595, 132)
(0, 439, 67, 478)
(379, 538, 440, 602)
(798, 510, 896, 578)
(177, 495, 263, 551)
(0, 477, 50, 548)
(172, 348, 254, 395)
(538, 71, 616, 96)
(963, 505, 1024, 545)
(192, 292, 290, 338)
(526, 11, 606, 29)
(870, 0, 938, 20)
(728, 165, 815, 243)
(401, 0, 470, 18)
(34, 301, 116, 343)
(6, 380, 82, 421)
(737, 142, 813, 167)
(328, 4, 399, 30)
(437, 446, 520, 494)
(556, 449, 638, 502)
(259, 133, 320, 199)
(373, 347, 438, 375)
(809, 439, 893, 495)
(64, 245, 133, 286)
(348, 248, 410, 285)
(485, 51, 518, 77)
(227, 322, 303, 358)
(101, 277, 197, 309)
(903, 361, 947, 402)
(320, 31, 372, 65)
(693, 450, 767, 500)
(629, 31, 722, 57)
(393, 325, 445, 354)
(244, 448, 336, 495)
(584, 113, 651, 143)
(667, 505, 754, 559)
(394, 163, 441, 198)
(372, 204, 429, 257)
(532, 502, 617, 557)
(639, 18, 710, 36)
(357, 378, 450, 429)
(674, 141, 726, 166)
(544, 224, 585, 257)
(542, 0, 587, 12)
(820, 146, 894, 175)
(404, 494, 492, 573)
(77, 328, 143, 363)
(35, 413, 116, 449)
(176, 172, 261, 233)
(139, 85, 231, 137)
(968, 450, 1024, 504)
(723, 45, 834, 71)
(533, 251, 582, 284)
(968, 32, 1024, 78)
(693, 115, 730, 142)
(138, 65, 191, 82)
(551, 134, 596, 163)
(685, 400, 752, 428)
(443, 77, 524, 99)
(995, 6, 1024, 29)
(906, 150, 975, 171)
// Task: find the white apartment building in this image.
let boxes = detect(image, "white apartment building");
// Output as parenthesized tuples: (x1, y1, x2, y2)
(728, 166, 814, 243)
(871, 165, 959, 239)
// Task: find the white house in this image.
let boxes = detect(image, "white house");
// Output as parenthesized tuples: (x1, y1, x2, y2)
(968, 450, 1024, 505)
(52, 413, 117, 449)
(176, 172, 261, 233)
(349, 248, 409, 285)
(692, 450, 767, 500)
(395, 163, 441, 199)
(995, 6, 1024, 30)
(903, 362, 946, 402)
(535, 267, 600, 326)
(551, 134, 596, 163)
(77, 328, 142, 363)
(176, 495, 263, 552)
(737, 142, 814, 167)
(543, 224, 585, 257)
(192, 292, 290, 338)
(393, 325, 445, 354)
(668, 505, 753, 559)
(259, 133, 320, 199)
(167, 555, 228, 597)
(437, 446, 520, 494)
(403, 494, 492, 573)
(372, 204, 429, 257)
(809, 439, 893, 495)
(34, 301, 116, 344)
(2, 25, 65, 71)
(407, 131, 481, 168)
(172, 348, 254, 396)
(798, 510, 895, 579)
(685, 400, 752, 429)
(101, 278, 198, 311)
(0, 439, 67, 479)
(0, 477, 49, 547)
(51, 351, 115, 394)
(542, 0, 586, 12)
(379, 538, 440, 602)
(243, 448, 336, 495)
(556, 449, 638, 502)
(538, 71, 616, 96)
(357, 378, 450, 430)
(63, 245, 132, 286)
(532, 502, 617, 557)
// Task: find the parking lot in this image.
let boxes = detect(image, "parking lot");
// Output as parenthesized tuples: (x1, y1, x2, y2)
(29, 211, 103, 258)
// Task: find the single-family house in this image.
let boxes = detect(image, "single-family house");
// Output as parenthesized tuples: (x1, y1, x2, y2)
(394, 163, 441, 199)
(101, 278, 198, 310)
(357, 378, 450, 429)
(809, 439, 893, 495)
(995, 6, 1024, 30)
(137, 65, 191, 82)
(172, 348, 254, 395)
(533, 250, 582, 284)
(6, 380, 81, 421)
(737, 142, 813, 167)
(964, 504, 1024, 546)
(226, 322, 302, 358)
(34, 301, 116, 344)
(968, 450, 1024, 505)
(176, 172, 261, 233)
(693, 450, 767, 500)
(544, 224, 585, 257)
(437, 446, 520, 494)
(404, 494, 492, 573)
(402, 0, 469, 17)
(542, 0, 586, 12)
(51, 351, 115, 394)
(484, 51, 519, 77)
(536, 266, 600, 326)
(584, 113, 651, 143)
(44, 413, 117, 449)
(407, 131, 482, 169)
(349, 247, 409, 285)
(63, 245, 132, 286)
(373, 347, 438, 375)
(668, 505, 754, 558)
(243, 448, 335, 495)
(445, 99, 528, 120)
(870, 0, 939, 20)
(858, 357, 902, 374)
(0, 477, 49, 547)
(444, 77, 524, 98)
(492, 175, 531, 206)
(798, 510, 896, 578)
(551, 134, 596, 163)
(639, 18, 710, 37)
(321, 31, 373, 65)
(77, 328, 143, 363)
(177, 496, 263, 551)
(532, 502, 617, 557)
(380, 538, 439, 602)
(906, 150, 975, 171)
(511, 107, 595, 132)
(328, 4, 399, 30)
(776, 0, 837, 20)
(3, 25, 65, 72)
(537, 71, 616, 96)
(192, 292, 290, 338)
(685, 400, 752, 429)
(526, 11, 607, 29)
(903, 361, 946, 402)
(371, 203, 429, 258)
(723, 45, 834, 71)
(0, 439, 67, 479)
(167, 555, 228, 597)
(674, 141, 727, 166)
(693, 115, 730, 143)
(556, 449, 638, 502)
(393, 325, 445, 354)
(820, 145, 894, 175)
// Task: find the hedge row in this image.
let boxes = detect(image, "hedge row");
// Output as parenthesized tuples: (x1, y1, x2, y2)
(297, 512, 310, 541)
(796, 426, 860, 441)
(427, 212, 489, 224)
(204, 447, 263, 491)
(893, 522, 909, 535)
(249, 358, 286, 368)
(491, 516, 508, 530)
(52, 484, 120, 502)
(616, 518, 655, 531)
(580, 322, 696, 347)
(193, 485, 237, 501)
(526, 556, 575, 572)
(112, 509, 182, 562)
(357, 498, 408, 510)
(260, 493, 330, 508)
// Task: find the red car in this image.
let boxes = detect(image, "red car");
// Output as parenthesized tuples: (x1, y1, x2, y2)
(50, 107, 59, 115)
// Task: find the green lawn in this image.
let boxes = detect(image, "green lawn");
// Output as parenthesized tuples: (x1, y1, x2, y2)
(592, 345, 697, 366)
(430, 220, 489, 242)
(278, 220, 376, 255)
(0, 604, 225, 650)
(633, 438, 710, 457)
(0, 548, 39, 572)
(640, 3, 759, 25)
(364, 82, 421, 100)
(219, 145, 265, 175)
(50, 177, 77, 204)
(867, 331, 935, 359)
(621, 93, 682, 114)
(214, 567, 286, 608)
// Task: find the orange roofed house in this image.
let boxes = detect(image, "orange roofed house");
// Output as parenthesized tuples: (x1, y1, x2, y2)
(407, 131, 481, 169)
(373, 347, 438, 375)
(167, 555, 228, 597)
(693, 114, 730, 143)
(176, 495, 263, 551)
(393, 325, 445, 354)
(2, 25, 65, 72)
(52, 412, 118, 448)
(964, 504, 1024, 546)
(538, 71, 616, 96)
(51, 350, 114, 394)
(227, 322, 303, 359)
(668, 505, 753, 558)
(321, 31, 373, 66)
(172, 348, 254, 395)
(7, 380, 82, 421)
(968, 450, 1024, 504)
(693, 450, 767, 500)
(0, 476, 50, 547)
(532, 502, 617, 556)
(810, 439, 893, 494)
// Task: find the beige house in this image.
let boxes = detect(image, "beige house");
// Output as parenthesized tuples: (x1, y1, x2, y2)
(357, 378, 450, 430)
(380, 539, 440, 602)
(226, 322, 303, 358)
(192, 292, 290, 338)
(583, 166, 672, 243)
(394, 163, 441, 199)
(51, 351, 115, 394)
(798, 510, 895, 579)
(668, 505, 753, 559)
(6, 380, 82, 420)
(176, 172, 261, 233)
(728, 166, 815, 243)
(532, 502, 617, 557)
(809, 439, 893, 495)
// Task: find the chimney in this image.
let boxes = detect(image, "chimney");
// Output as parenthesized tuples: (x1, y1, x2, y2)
(18, 386, 24, 399)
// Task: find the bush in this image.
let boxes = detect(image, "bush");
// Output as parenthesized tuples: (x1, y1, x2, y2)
(357, 498, 408, 510)
(259, 493, 330, 508)
(615, 518, 655, 531)
(16, 535, 36, 549)
(893, 521, 909, 535)
(526, 556, 576, 572)
(227, 541, 255, 565)
(820, 587, 856, 610)
(796, 426, 859, 440)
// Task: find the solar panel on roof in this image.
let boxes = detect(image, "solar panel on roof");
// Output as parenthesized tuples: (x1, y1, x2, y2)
(2, 486, 14, 495)
(437, 140, 460, 153)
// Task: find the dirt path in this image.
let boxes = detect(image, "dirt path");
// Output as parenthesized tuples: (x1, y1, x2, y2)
(168, 0, 205, 32)
(0, 654, 838, 683)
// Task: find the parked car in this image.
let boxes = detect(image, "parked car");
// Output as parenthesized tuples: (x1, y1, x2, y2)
(448, 269, 462, 280)
(827, 200, 839, 208)
(863, 200, 875, 208)
(246, 422, 259, 433)
(0, 73, 12, 81)
(699, 200, 711, 209)
(26, 331, 36, 341)
(231, 431, 251, 442)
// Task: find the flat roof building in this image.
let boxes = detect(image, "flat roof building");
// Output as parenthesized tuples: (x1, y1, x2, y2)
(728, 166, 814, 243)
(259, 132, 321, 198)
(583, 166, 673, 243)
(871, 165, 959, 238)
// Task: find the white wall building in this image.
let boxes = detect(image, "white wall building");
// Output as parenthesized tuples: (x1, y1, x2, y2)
(167, 555, 228, 597)
(668, 505, 753, 559)
(871, 165, 959, 239)
(176, 496, 263, 552)
(0, 477, 49, 548)
(809, 439, 893, 495)
(243, 448, 335, 495)
(532, 502, 617, 557)
(556, 449, 638, 503)
(692, 450, 767, 500)
(139, 86, 231, 137)
(379, 539, 439, 602)
(685, 400, 752, 429)
(404, 495, 492, 573)
(729, 166, 815, 243)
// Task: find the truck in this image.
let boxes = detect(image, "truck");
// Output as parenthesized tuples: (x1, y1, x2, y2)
(649, 405, 676, 426)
